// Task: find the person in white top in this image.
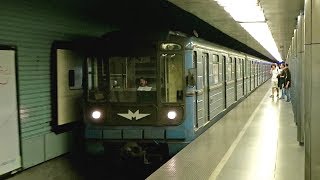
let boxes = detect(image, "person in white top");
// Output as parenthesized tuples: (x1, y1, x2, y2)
(137, 77, 152, 91)
(270, 64, 280, 98)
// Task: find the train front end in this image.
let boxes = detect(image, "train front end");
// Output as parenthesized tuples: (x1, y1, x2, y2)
(82, 35, 190, 161)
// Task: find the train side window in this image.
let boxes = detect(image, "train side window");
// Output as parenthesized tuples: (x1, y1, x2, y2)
(240, 59, 243, 78)
(193, 51, 197, 68)
(232, 57, 236, 80)
(186, 51, 197, 87)
(86, 57, 106, 101)
(251, 61, 255, 74)
(227, 57, 232, 81)
(201, 52, 209, 87)
(248, 60, 250, 71)
(221, 55, 226, 82)
(236, 58, 241, 79)
(241, 59, 244, 77)
(109, 57, 128, 90)
(212, 54, 219, 84)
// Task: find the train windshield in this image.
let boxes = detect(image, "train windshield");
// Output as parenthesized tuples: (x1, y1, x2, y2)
(160, 53, 184, 103)
(86, 56, 157, 103)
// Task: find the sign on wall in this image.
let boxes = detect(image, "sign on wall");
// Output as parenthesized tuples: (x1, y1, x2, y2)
(0, 47, 21, 175)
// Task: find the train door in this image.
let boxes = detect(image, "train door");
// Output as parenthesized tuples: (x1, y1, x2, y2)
(262, 63, 264, 82)
(202, 52, 209, 125)
(226, 56, 235, 108)
(236, 58, 243, 100)
(263, 64, 266, 81)
(232, 57, 236, 101)
(251, 60, 255, 90)
(243, 59, 246, 95)
(253, 61, 256, 88)
(262, 63, 267, 83)
(193, 51, 200, 128)
(262, 63, 265, 83)
(256, 62, 259, 86)
(258, 62, 261, 85)
(242, 59, 245, 95)
(266, 64, 268, 80)
(241, 58, 244, 96)
(261, 63, 264, 82)
(234, 58, 238, 100)
(194, 50, 209, 128)
(262, 64, 264, 82)
(208, 54, 223, 120)
(222, 55, 227, 109)
(265, 64, 268, 81)
(246, 59, 251, 93)
(257, 62, 259, 86)
(254, 62, 259, 87)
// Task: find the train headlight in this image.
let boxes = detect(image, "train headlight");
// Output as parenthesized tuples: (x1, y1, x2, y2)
(167, 111, 177, 120)
(92, 111, 101, 119)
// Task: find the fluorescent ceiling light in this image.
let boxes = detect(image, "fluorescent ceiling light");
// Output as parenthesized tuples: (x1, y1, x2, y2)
(225, 5, 265, 22)
(214, 0, 283, 62)
(240, 23, 283, 61)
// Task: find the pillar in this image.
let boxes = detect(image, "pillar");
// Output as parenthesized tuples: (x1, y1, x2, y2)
(304, 0, 320, 179)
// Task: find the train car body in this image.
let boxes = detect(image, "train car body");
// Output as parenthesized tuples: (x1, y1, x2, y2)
(79, 31, 271, 161)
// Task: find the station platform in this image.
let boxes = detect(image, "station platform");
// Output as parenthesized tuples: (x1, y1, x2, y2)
(147, 82, 304, 180)
(5, 81, 304, 180)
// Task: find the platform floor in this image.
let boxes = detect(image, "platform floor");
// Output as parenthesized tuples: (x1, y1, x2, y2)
(147, 82, 304, 180)
(6, 82, 304, 180)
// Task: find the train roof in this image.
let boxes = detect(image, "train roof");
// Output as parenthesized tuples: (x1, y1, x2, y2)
(71, 30, 172, 56)
(70, 30, 270, 62)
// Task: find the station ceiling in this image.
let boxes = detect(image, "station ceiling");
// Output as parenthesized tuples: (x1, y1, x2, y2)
(168, 0, 304, 61)
(43, 0, 303, 61)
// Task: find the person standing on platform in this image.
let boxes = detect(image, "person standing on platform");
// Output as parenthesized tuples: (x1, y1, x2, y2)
(278, 63, 286, 99)
(270, 63, 280, 98)
(284, 64, 291, 102)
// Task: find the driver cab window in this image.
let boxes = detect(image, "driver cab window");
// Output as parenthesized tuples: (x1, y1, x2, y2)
(108, 56, 156, 103)
(86, 57, 106, 101)
(160, 54, 183, 103)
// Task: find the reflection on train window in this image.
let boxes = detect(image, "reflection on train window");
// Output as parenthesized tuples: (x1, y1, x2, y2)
(236, 58, 241, 79)
(241, 59, 244, 77)
(196, 53, 203, 90)
(160, 53, 183, 103)
(255, 62, 258, 75)
(109, 57, 128, 89)
(232, 58, 235, 80)
(251, 61, 255, 75)
(222, 55, 226, 82)
(211, 54, 219, 84)
(202, 52, 209, 87)
(227, 57, 232, 81)
(248, 61, 250, 72)
(193, 51, 197, 67)
(86, 57, 97, 92)
(106, 56, 156, 103)
(86, 57, 107, 101)
(86, 56, 157, 103)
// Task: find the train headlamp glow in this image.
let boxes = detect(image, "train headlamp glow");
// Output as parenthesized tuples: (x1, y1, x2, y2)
(91, 111, 101, 119)
(160, 43, 182, 51)
(167, 111, 177, 120)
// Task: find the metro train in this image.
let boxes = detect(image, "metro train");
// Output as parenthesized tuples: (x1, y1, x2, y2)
(77, 30, 271, 162)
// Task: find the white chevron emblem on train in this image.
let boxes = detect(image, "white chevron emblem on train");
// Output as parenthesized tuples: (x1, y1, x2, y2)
(117, 110, 150, 121)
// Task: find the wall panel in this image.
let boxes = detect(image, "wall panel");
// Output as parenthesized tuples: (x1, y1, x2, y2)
(0, 0, 113, 168)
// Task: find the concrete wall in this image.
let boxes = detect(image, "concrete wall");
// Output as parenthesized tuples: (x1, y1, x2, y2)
(0, 0, 113, 169)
